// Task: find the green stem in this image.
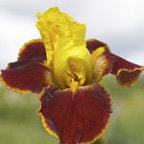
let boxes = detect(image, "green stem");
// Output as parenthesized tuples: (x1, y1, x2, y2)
(93, 138, 107, 144)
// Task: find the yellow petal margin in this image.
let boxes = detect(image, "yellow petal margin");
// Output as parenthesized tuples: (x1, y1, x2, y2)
(37, 7, 93, 91)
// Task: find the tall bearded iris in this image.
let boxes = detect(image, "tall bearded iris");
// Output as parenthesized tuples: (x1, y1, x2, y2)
(0, 7, 144, 144)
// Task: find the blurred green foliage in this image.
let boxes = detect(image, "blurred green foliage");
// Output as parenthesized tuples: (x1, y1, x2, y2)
(0, 76, 144, 144)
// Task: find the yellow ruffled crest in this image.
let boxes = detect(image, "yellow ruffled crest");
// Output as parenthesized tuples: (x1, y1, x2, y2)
(37, 7, 85, 65)
(36, 7, 93, 91)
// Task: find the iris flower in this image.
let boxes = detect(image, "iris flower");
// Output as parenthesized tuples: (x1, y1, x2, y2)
(0, 7, 144, 144)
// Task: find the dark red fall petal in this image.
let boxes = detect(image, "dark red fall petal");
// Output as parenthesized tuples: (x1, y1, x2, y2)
(39, 84, 112, 144)
(0, 62, 51, 93)
(98, 51, 144, 86)
(18, 39, 46, 62)
(87, 39, 144, 86)
(86, 39, 110, 53)
(109, 53, 144, 86)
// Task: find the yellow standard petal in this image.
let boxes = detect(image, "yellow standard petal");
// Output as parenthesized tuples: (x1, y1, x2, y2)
(36, 7, 93, 92)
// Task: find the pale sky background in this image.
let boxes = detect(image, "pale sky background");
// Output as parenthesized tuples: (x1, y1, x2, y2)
(0, 0, 144, 69)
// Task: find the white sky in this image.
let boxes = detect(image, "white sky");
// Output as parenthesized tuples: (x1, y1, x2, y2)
(0, 0, 144, 69)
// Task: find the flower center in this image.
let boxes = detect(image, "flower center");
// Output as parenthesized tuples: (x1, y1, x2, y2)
(53, 44, 93, 92)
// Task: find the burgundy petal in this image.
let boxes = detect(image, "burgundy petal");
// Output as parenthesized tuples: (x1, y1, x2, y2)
(39, 84, 112, 144)
(86, 39, 110, 53)
(18, 39, 46, 62)
(0, 62, 50, 93)
(109, 53, 144, 86)
(86, 39, 144, 86)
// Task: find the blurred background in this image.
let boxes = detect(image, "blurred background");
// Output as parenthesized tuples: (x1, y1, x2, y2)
(0, 0, 144, 144)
